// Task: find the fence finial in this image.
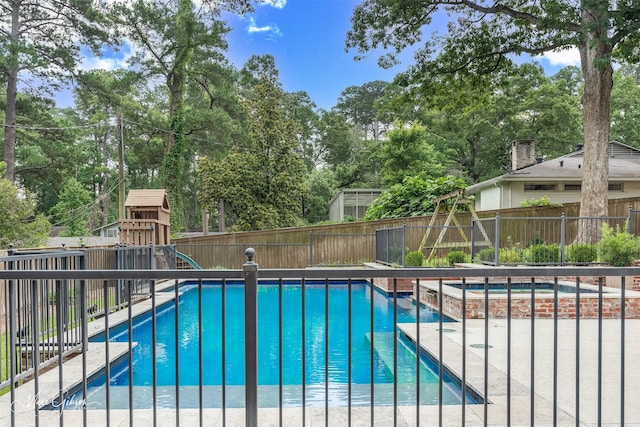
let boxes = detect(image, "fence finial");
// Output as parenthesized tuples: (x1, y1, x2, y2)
(245, 247, 256, 263)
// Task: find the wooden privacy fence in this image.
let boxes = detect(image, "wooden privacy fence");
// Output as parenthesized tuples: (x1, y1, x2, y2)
(172, 197, 640, 269)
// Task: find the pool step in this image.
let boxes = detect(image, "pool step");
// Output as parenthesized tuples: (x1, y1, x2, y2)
(364, 332, 424, 383)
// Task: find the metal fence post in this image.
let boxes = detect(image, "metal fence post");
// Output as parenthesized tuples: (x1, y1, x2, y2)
(628, 206, 633, 234)
(386, 229, 390, 264)
(494, 213, 501, 266)
(149, 242, 155, 270)
(243, 248, 259, 427)
(309, 232, 313, 267)
(401, 223, 406, 267)
(115, 244, 122, 306)
(560, 213, 566, 265)
(471, 218, 476, 262)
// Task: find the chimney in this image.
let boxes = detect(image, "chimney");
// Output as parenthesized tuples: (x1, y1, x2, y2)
(511, 139, 536, 171)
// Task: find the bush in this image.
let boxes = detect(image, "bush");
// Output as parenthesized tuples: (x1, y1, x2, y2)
(405, 250, 425, 267)
(447, 250, 467, 266)
(566, 243, 597, 264)
(476, 247, 495, 263)
(499, 248, 524, 264)
(520, 195, 561, 208)
(598, 223, 640, 266)
(526, 244, 561, 264)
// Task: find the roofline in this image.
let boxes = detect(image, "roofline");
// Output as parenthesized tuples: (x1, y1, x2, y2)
(466, 141, 640, 194)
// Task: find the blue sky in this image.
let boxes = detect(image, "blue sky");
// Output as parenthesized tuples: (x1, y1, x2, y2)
(223, 0, 416, 110)
(69, 0, 581, 111)
(222, 0, 581, 110)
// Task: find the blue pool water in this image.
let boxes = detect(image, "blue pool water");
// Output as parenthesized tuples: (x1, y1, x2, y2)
(67, 280, 478, 408)
(447, 282, 597, 294)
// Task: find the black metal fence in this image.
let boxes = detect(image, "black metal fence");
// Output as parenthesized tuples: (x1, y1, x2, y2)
(377, 211, 638, 267)
(1, 250, 638, 426)
(0, 245, 173, 384)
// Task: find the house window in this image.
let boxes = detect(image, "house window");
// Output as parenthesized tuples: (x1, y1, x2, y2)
(563, 183, 622, 191)
(524, 184, 558, 191)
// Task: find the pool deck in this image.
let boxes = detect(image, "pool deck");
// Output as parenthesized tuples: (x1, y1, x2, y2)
(4, 280, 640, 426)
(399, 318, 640, 426)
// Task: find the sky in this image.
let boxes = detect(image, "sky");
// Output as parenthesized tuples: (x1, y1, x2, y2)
(69, 0, 582, 111)
(221, 0, 581, 110)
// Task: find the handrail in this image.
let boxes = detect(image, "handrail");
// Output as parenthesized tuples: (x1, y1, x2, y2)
(176, 250, 202, 269)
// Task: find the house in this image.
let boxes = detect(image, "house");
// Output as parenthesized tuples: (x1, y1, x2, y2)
(328, 188, 382, 221)
(93, 222, 120, 239)
(466, 140, 640, 211)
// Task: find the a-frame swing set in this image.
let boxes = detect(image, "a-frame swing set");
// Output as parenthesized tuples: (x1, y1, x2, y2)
(418, 189, 491, 264)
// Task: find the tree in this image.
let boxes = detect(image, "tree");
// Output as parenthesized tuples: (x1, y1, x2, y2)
(197, 57, 308, 231)
(610, 69, 640, 146)
(0, 162, 50, 248)
(0, 0, 114, 183)
(379, 121, 446, 186)
(364, 175, 467, 221)
(317, 110, 381, 188)
(50, 177, 93, 237)
(1, 94, 92, 213)
(335, 80, 390, 140)
(114, 0, 253, 231)
(347, 0, 640, 240)
(304, 168, 337, 224)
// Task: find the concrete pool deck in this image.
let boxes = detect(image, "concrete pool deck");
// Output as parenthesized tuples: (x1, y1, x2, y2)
(3, 280, 639, 426)
(399, 317, 640, 426)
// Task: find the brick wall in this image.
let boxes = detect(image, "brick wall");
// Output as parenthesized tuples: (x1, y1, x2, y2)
(417, 285, 640, 319)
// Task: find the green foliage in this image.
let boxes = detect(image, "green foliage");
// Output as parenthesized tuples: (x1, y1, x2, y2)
(197, 65, 309, 231)
(379, 121, 446, 186)
(50, 178, 93, 237)
(598, 223, 640, 267)
(520, 196, 562, 208)
(475, 247, 524, 264)
(447, 250, 467, 266)
(499, 248, 524, 264)
(0, 163, 50, 249)
(405, 250, 425, 267)
(364, 175, 467, 221)
(566, 243, 598, 264)
(304, 168, 337, 224)
(526, 244, 561, 264)
(346, 0, 634, 227)
(476, 248, 495, 263)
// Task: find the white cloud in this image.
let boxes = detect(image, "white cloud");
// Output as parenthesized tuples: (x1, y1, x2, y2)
(247, 16, 282, 37)
(540, 47, 581, 67)
(79, 56, 127, 71)
(260, 0, 286, 9)
(78, 43, 136, 72)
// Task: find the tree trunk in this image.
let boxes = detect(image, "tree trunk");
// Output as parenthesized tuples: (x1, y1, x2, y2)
(3, 69, 18, 182)
(3, 1, 21, 183)
(576, 11, 614, 243)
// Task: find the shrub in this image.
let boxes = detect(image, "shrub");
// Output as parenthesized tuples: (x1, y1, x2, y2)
(499, 248, 524, 264)
(447, 250, 468, 266)
(566, 243, 597, 264)
(476, 247, 495, 263)
(598, 223, 640, 266)
(526, 243, 561, 264)
(520, 195, 561, 208)
(405, 250, 425, 267)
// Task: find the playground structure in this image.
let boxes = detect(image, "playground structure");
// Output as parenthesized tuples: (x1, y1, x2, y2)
(119, 189, 171, 246)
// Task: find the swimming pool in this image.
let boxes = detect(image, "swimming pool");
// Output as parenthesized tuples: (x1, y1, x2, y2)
(66, 280, 478, 408)
(447, 282, 599, 294)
